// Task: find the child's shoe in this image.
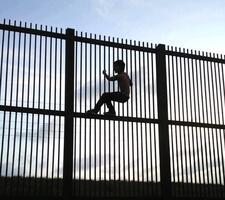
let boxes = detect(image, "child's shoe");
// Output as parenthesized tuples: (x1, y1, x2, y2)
(86, 109, 98, 115)
(104, 111, 116, 116)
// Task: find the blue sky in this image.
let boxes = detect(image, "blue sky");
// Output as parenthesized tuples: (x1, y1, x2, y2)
(0, 0, 225, 54)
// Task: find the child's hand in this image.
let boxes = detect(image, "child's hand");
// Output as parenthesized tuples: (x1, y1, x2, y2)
(102, 70, 106, 75)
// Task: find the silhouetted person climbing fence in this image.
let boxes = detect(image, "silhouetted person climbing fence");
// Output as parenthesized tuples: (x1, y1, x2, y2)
(86, 60, 132, 116)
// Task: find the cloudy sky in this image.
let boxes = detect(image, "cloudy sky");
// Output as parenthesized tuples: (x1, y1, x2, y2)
(0, 0, 225, 54)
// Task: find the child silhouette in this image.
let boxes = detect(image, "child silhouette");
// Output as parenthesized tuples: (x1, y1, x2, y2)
(86, 60, 132, 116)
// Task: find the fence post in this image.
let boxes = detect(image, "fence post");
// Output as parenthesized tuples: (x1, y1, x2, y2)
(156, 44, 172, 199)
(63, 28, 75, 200)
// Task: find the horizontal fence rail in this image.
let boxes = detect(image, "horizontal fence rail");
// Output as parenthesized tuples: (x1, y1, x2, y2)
(0, 19, 225, 200)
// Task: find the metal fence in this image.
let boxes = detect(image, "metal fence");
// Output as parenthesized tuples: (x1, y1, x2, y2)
(0, 19, 224, 200)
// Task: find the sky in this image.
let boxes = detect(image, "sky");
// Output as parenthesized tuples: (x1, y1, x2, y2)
(0, 0, 225, 54)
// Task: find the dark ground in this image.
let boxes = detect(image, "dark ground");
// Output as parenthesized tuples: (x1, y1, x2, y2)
(0, 177, 224, 199)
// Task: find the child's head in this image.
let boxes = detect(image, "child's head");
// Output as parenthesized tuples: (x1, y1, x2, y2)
(113, 60, 125, 73)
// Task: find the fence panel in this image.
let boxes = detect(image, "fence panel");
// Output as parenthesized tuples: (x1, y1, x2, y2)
(73, 119, 160, 198)
(0, 20, 65, 198)
(72, 33, 161, 198)
(0, 111, 64, 197)
(166, 46, 225, 198)
(73, 33, 158, 119)
(0, 21, 66, 111)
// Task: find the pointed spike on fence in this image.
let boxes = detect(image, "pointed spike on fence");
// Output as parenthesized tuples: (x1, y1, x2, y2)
(142, 41, 145, 47)
(146, 42, 149, 48)
(30, 23, 32, 28)
(13, 20, 16, 26)
(8, 19, 11, 25)
(3, 18, 6, 24)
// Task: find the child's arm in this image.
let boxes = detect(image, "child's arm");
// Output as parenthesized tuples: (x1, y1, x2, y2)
(103, 70, 118, 81)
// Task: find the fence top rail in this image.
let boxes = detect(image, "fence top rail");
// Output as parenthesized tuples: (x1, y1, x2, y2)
(0, 22, 66, 39)
(73, 33, 157, 53)
(166, 46, 225, 64)
(0, 20, 157, 53)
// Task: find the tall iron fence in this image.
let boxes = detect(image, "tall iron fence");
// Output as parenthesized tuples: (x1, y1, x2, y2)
(0, 19, 224, 200)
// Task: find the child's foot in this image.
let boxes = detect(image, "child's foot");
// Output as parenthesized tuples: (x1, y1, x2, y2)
(86, 109, 98, 115)
(104, 111, 116, 116)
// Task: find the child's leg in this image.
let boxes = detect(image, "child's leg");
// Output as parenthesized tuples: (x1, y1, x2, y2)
(94, 92, 129, 113)
(94, 92, 115, 113)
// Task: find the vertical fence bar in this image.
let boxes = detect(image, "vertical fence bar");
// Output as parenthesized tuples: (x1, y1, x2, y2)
(58, 28, 63, 196)
(10, 21, 18, 194)
(34, 24, 42, 195)
(129, 40, 135, 197)
(89, 33, 92, 197)
(84, 32, 87, 196)
(156, 44, 171, 199)
(63, 28, 74, 199)
(73, 30, 78, 197)
(94, 34, 97, 198)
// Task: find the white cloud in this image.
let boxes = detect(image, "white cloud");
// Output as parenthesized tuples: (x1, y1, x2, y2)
(93, 0, 118, 18)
